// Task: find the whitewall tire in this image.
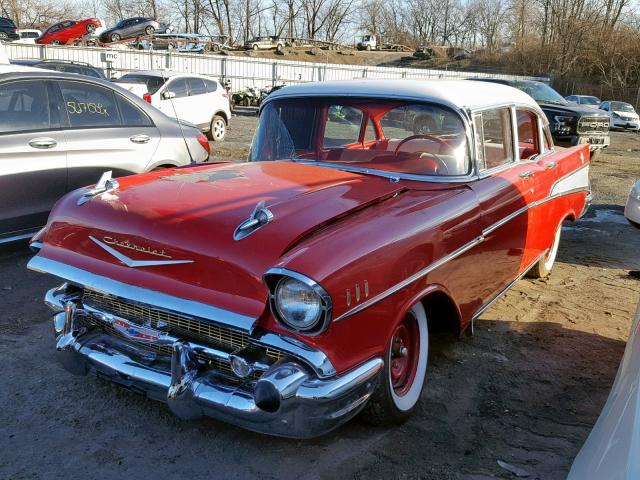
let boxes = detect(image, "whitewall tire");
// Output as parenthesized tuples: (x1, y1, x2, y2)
(362, 302, 429, 424)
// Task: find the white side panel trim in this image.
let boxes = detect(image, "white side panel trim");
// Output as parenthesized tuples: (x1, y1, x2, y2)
(551, 165, 589, 197)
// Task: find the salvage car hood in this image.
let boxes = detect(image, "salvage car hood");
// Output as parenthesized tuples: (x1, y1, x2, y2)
(36, 161, 406, 319)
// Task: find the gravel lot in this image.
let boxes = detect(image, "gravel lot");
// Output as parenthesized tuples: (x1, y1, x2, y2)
(1, 114, 639, 480)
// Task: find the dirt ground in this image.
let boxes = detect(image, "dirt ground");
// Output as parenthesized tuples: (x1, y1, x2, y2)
(1, 117, 639, 479)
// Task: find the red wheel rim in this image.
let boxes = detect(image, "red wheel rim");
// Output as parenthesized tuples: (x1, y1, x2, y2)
(389, 313, 420, 396)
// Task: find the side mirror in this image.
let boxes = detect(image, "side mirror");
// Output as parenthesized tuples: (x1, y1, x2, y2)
(162, 90, 176, 100)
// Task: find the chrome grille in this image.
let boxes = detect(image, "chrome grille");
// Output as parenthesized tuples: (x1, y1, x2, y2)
(82, 289, 283, 362)
(577, 116, 609, 134)
(85, 317, 260, 380)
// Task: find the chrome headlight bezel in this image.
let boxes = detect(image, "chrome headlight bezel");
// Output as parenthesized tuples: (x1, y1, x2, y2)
(264, 268, 332, 335)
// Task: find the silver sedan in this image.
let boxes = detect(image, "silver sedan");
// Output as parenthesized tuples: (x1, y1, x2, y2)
(625, 180, 640, 227)
(0, 65, 210, 243)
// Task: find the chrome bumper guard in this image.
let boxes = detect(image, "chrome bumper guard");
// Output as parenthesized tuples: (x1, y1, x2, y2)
(46, 285, 383, 438)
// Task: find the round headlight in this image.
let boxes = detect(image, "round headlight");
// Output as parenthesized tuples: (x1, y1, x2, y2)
(274, 277, 322, 331)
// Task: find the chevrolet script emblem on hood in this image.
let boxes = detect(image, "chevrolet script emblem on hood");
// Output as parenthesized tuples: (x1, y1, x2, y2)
(89, 236, 194, 268)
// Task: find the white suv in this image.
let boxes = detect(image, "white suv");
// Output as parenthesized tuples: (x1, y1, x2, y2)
(119, 70, 231, 141)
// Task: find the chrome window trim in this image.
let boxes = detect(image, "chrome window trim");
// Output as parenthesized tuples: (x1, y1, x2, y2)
(259, 95, 477, 183)
(264, 267, 333, 336)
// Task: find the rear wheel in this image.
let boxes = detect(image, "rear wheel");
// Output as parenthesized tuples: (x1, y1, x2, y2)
(527, 223, 562, 278)
(145, 26, 155, 36)
(207, 115, 227, 142)
(86, 23, 96, 34)
(252, 44, 258, 51)
(110, 33, 121, 42)
(51, 39, 60, 45)
(0, 32, 8, 41)
(361, 302, 429, 425)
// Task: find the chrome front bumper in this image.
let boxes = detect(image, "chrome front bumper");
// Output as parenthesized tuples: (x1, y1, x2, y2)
(45, 285, 383, 438)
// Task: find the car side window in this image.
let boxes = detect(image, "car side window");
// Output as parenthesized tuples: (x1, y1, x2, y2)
(187, 78, 207, 96)
(474, 108, 514, 171)
(0, 80, 51, 133)
(323, 105, 363, 148)
(59, 80, 120, 128)
(117, 96, 152, 126)
(203, 79, 218, 93)
(168, 78, 188, 98)
(515, 110, 539, 159)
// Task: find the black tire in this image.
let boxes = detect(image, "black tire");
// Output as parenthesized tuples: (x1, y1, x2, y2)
(207, 115, 227, 142)
(366, 44, 371, 51)
(86, 23, 96, 34)
(276, 43, 283, 53)
(590, 149, 602, 161)
(51, 39, 60, 45)
(145, 26, 155, 36)
(527, 223, 561, 278)
(252, 44, 258, 51)
(110, 33, 121, 42)
(361, 302, 429, 426)
(0, 32, 8, 41)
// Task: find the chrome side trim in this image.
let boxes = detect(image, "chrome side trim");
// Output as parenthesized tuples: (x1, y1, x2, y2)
(333, 235, 484, 322)
(334, 186, 589, 322)
(0, 231, 36, 244)
(27, 256, 256, 333)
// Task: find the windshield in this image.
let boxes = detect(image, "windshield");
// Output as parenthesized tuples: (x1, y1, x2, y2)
(512, 82, 567, 105)
(580, 96, 600, 105)
(249, 98, 470, 177)
(610, 101, 635, 112)
(119, 74, 165, 94)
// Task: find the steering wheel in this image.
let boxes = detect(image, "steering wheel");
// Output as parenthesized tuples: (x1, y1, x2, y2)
(393, 134, 451, 175)
(393, 133, 449, 154)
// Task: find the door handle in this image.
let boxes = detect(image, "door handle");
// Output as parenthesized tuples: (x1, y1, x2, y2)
(519, 171, 535, 179)
(130, 134, 151, 144)
(546, 161, 558, 169)
(28, 137, 57, 149)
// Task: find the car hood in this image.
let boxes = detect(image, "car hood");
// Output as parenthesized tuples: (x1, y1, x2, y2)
(538, 101, 609, 117)
(37, 161, 406, 320)
(613, 110, 639, 119)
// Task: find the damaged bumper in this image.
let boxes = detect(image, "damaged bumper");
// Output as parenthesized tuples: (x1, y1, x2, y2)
(45, 284, 382, 439)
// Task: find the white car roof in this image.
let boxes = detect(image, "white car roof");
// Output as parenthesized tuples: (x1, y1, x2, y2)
(126, 70, 213, 80)
(267, 79, 542, 112)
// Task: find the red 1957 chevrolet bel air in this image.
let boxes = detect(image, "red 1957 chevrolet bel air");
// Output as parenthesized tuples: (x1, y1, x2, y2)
(29, 80, 591, 438)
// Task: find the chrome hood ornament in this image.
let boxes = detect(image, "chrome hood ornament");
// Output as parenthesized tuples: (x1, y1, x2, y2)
(234, 200, 274, 241)
(89, 236, 194, 268)
(78, 171, 120, 206)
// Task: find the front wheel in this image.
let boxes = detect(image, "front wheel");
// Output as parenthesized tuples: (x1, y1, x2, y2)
(0, 32, 8, 41)
(527, 223, 562, 278)
(207, 115, 227, 142)
(110, 33, 121, 42)
(361, 302, 429, 425)
(145, 26, 155, 36)
(86, 23, 96, 34)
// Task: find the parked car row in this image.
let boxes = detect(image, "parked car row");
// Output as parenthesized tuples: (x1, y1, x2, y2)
(566, 94, 640, 131)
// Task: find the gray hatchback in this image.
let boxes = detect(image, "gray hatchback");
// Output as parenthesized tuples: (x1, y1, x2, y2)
(0, 65, 210, 243)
